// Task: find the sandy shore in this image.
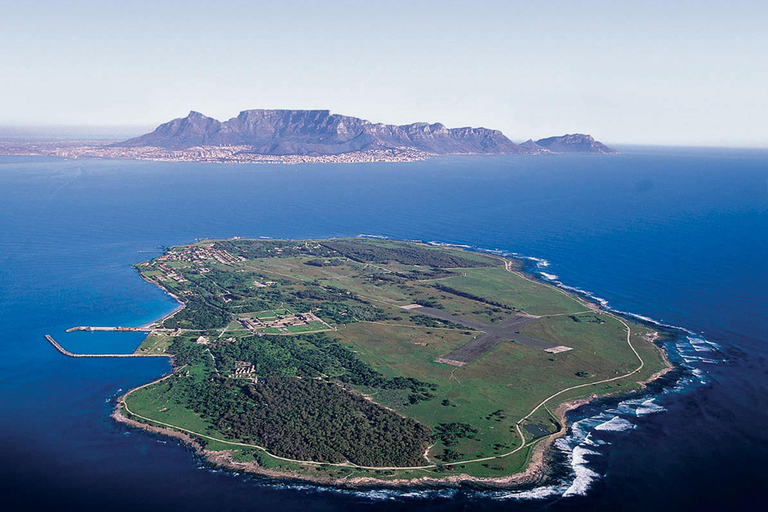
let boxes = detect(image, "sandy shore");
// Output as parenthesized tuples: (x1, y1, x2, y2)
(136, 272, 186, 329)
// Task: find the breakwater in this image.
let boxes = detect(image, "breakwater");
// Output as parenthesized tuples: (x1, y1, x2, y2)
(45, 335, 170, 358)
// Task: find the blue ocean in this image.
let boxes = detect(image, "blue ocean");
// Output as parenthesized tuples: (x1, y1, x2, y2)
(0, 148, 766, 511)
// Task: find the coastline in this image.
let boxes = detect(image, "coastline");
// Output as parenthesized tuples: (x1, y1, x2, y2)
(113, 380, 669, 490)
(136, 272, 186, 329)
(113, 245, 676, 489)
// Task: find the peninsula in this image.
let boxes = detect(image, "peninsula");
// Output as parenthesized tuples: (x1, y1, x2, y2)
(93, 238, 669, 487)
(1, 110, 615, 164)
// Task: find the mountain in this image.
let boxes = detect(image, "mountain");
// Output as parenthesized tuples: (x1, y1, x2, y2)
(535, 134, 616, 154)
(117, 110, 613, 156)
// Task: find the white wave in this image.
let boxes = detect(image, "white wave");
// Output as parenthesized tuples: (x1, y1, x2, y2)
(490, 485, 565, 500)
(635, 399, 667, 416)
(594, 417, 635, 432)
(562, 446, 600, 497)
(540, 272, 559, 281)
(688, 336, 720, 351)
(582, 433, 608, 447)
(357, 234, 388, 239)
(266, 482, 458, 501)
(427, 241, 471, 248)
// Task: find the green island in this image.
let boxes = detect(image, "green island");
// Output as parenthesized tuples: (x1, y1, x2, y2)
(117, 238, 671, 486)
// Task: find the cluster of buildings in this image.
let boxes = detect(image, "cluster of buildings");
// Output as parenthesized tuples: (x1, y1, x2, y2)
(159, 244, 244, 266)
(232, 361, 258, 381)
(239, 311, 327, 333)
(0, 141, 431, 165)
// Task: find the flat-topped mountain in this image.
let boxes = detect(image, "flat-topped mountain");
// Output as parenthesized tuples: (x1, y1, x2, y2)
(116, 110, 614, 156)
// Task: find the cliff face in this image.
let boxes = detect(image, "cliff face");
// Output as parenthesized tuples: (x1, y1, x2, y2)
(117, 110, 614, 155)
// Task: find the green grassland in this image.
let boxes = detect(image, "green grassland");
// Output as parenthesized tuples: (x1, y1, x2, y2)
(124, 238, 669, 482)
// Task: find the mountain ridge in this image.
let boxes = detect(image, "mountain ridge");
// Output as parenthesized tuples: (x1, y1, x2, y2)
(116, 110, 615, 155)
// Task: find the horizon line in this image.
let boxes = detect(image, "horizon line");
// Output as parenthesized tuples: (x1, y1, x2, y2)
(0, 124, 766, 150)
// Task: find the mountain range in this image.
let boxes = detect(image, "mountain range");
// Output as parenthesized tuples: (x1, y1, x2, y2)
(116, 110, 615, 156)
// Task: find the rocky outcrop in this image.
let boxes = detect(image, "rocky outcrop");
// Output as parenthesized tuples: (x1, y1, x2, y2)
(535, 134, 616, 154)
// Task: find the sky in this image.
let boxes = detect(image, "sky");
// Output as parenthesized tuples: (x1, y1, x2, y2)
(1, 0, 767, 147)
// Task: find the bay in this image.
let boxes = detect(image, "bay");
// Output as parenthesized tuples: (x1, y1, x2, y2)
(0, 148, 766, 511)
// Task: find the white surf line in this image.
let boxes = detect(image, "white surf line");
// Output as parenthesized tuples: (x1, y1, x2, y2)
(118, 258, 648, 473)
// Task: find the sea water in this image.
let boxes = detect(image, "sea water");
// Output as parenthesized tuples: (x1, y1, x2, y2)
(0, 147, 766, 511)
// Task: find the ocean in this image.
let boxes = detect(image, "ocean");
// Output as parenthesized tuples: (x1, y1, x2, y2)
(0, 147, 766, 511)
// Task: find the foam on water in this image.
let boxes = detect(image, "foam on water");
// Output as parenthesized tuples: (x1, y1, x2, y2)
(594, 417, 635, 432)
(484, 485, 565, 501)
(562, 446, 601, 497)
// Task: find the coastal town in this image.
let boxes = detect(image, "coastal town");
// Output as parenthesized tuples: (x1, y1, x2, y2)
(0, 140, 431, 164)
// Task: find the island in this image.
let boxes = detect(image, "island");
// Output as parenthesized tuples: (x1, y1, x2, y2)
(43, 238, 669, 487)
(1, 109, 615, 164)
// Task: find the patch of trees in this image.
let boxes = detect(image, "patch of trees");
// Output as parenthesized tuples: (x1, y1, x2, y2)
(181, 375, 431, 466)
(437, 448, 462, 462)
(431, 283, 513, 311)
(207, 333, 437, 406)
(294, 285, 354, 302)
(214, 240, 336, 260)
(414, 299, 444, 309)
(227, 298, 273, 314)
(395, 268, 457, 280)
(168, 338, 207, 366)
(314, 301, 386, 324)
(369, 268, 457, 285)
(432, 422, 479, 446)
(211, 335, 335, 377)
(484, 409, 507, 421)
(320, 240, 493, 268)
(569, 314, 605, 324)
(164, 298, 231, 330)
(410, 314, 465, 329)
(305, 336, 437, 404)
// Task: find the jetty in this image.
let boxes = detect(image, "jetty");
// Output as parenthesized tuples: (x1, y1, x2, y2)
(45, 335, 170, 358)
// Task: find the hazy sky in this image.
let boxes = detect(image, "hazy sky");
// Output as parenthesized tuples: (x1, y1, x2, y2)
(2, 0, 767, 146)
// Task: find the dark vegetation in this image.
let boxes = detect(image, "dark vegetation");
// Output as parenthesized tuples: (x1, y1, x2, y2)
(168, 338, 207, 366)
(176, 375, 430, 466)
(410, 314, 466, 329)
(432, 283, 514, 311)
(163, 298, 231, 330)
(320, 240, 494, 268)
(214, 239, 337, 260)
(432, 422, 479, 447)
(162, 331, 438, 464)
(368, 268, 457, 284)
